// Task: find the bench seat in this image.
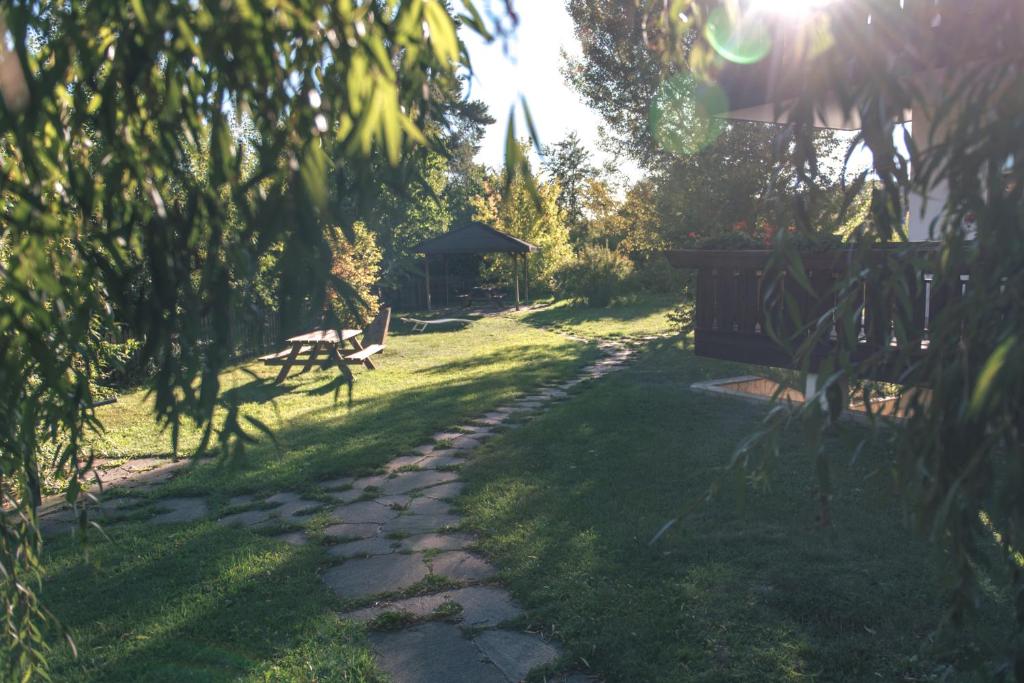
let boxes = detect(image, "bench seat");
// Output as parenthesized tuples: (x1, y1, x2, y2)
(344, 344, 385, 363)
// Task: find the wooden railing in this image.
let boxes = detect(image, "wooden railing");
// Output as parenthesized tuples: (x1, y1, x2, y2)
(667, 246, 966, 382)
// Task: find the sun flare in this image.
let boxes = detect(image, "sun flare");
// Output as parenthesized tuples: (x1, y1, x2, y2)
(750, 0, 838, 18)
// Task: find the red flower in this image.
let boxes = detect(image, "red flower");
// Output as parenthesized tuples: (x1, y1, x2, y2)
(687, 231, 698, 239)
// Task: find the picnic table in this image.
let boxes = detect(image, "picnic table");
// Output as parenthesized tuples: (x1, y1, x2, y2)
(261, 328, 372, 383)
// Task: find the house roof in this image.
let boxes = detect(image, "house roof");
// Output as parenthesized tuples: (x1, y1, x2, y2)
(413, 222, 538, 255)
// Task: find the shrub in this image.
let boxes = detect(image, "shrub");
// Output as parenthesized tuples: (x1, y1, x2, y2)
(326, 222, 383, 326)
(630, 255, 687, 294)
(95, 337, 151, 389)
(556, 245, 634, 307)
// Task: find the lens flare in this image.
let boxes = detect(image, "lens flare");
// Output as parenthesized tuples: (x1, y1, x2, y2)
(704, 6, 772, 65)
(649, 74, 728, 157)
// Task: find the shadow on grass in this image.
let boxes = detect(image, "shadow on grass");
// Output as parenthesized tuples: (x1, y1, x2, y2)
(458, 344, 1012, 681)
(43, 522, 381, 682)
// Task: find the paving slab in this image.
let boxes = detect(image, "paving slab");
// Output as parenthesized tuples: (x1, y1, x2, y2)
(386, 455, 425, 472)
(429, 551, 497, 582)
(381, 512, 461, 536)
(406, 497, 454, 517)
(431, 431, 464, 443)
(327, 535, 400, 559)
(379, 470, 459, 496)
(325, 488, 364, 503)
(419, 481, 466, 501)
(373, 494, 412, 509)
(264, 492, 303, 505)
(369, 623, 507, 683)
(447, 586, 523, 627)
(351, 474, 389, 491)
(418, 453, 466, 470)
(149, 497, 208, 524)
(342, 592, 451, 623)
(273, 531, 308, 546)
(400, 532, 475, 553)
(473, 629, 562, 682)
(218, 508, 273, 529)
(321, 522, 382, 540)
(448, 436, 482, 451)
(272, 499, 323, 522)
(328, 500, 399, 525)
(319, 476, 355, 490)
(323, 552, 429, 599)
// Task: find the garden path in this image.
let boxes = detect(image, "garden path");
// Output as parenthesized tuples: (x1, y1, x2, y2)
(38, 337, 641, 681)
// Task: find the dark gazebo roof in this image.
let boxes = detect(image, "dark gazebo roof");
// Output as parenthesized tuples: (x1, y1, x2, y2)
(413, 221, 538, 255)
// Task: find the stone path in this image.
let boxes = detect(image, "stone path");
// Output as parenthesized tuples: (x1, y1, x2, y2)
(36, 337, 639, 681)
(309, 339, 635, 682)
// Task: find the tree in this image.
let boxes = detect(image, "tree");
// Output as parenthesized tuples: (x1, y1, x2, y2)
(565, 0, 849, 246)
(0, 0, 507, 676)
(542, 131, 597, 243)
(635, 0, 1024, 673)
(472, 142, 574, 292)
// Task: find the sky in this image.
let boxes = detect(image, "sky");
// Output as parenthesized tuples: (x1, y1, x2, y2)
(459, 1, 643, 184)
(458, 1, 882, 185)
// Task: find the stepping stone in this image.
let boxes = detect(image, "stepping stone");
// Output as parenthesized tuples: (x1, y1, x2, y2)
(429, 551, 496, 582)
(448, 436, 482, 451)
(410, 444, 437, 456)
(473, 630, 562, 682)
(381, 511, 461, 536)
(320, 477, 355, 491)
(420, 481, 466, 501)
(406, 497, 453, 517)
(325, 488, 364, 503)
(323, 553, 428, 599)
(343, 592, 451, 623)
(273, 530, 308, 546)
(271, 499, 323, 522)
(386, 455, 425, 472)
(473, 415, 507, 426)
(418, 453, 466, 470)
(149, 497, 208, 524)
(432, 432, 464, 443)
(509, 402, 543, 412)
(369, 623, 506, 683)
(328, 500, 399, 525)
(327, 535, 400, 559)
(342, 585, 520, 628)
(351, 474, 389, 491)
(447, 585, 523, 627)
(373, 494, 412, 509)
(218, 508, 273, 529)
(265, 492, 303, 505)
(401, 532, 475, 553)
(379, 470, 459, 496)
(322, 523, 382, 540)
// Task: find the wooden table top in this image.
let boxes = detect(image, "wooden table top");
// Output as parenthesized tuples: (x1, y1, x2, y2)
(286, 329, 361, 344)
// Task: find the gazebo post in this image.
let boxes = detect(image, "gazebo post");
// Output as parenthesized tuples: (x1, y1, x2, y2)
(523, 252, 529, 305)
(424, 255, 432, 311)
(513, 253, 520, 311)
(443, 254, 450, 307)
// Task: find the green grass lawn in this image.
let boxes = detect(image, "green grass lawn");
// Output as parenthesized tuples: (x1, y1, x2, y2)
(459, 340, 1012, 682)
(41, 315, 597, 681)
(39, 308, 1012, 682)
(516, 295, 679, 339)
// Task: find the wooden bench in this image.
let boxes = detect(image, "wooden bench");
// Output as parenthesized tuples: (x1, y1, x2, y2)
(342, 307, 390, 370)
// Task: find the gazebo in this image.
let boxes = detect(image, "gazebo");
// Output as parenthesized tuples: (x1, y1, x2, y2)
(413, 221, 538, 311)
